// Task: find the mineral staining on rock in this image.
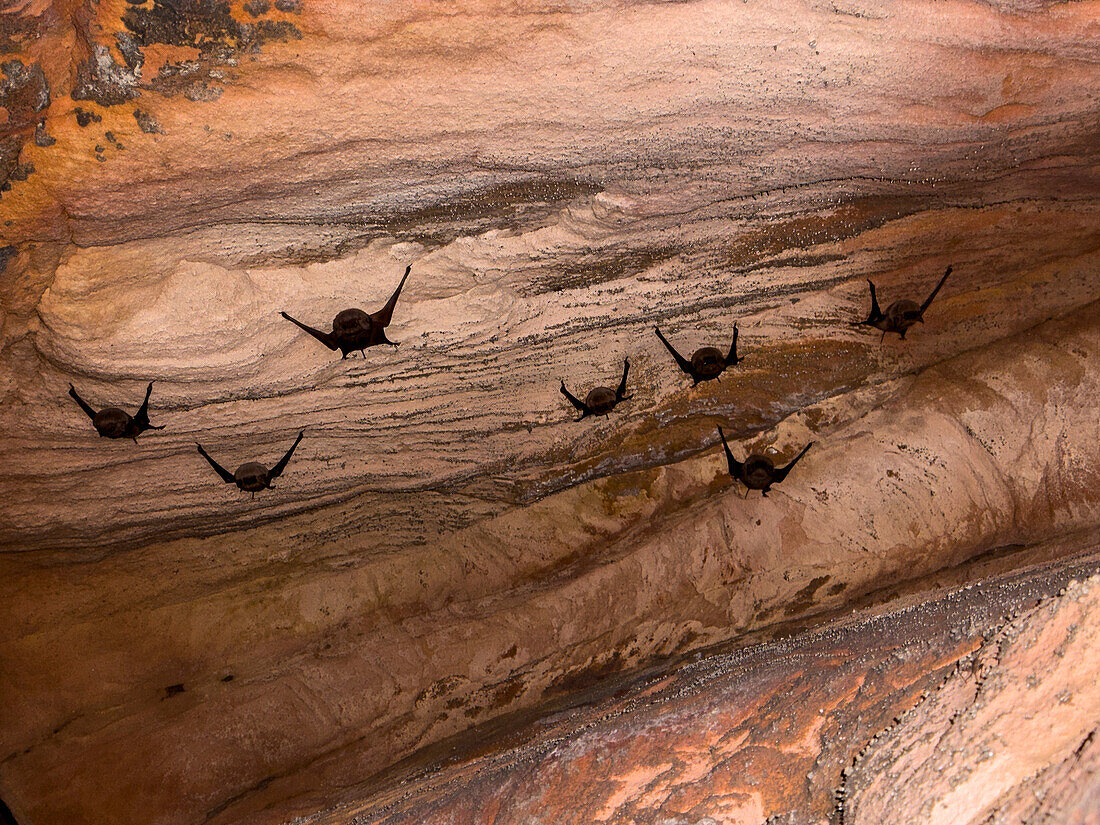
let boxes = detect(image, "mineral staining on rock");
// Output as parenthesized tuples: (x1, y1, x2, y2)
(72, 0, 303, 107)
(1, 1, 1099, 824)
(0, 59, 49, 196)
(306, 554, 1100, 825)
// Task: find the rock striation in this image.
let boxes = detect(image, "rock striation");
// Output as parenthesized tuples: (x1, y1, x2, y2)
(1, 0, 1099, 824)
(301, 549, 1100, 825)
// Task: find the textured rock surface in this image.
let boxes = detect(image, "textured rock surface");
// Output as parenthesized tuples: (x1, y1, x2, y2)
(2, 1, 1099, 824)
(298, 549, 1100, 825)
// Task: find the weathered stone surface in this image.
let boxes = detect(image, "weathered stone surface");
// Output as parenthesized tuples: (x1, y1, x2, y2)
(2, 302, 1097, 825)
(843, 571, 1100, 825)
(294, 552, 1100, 825)
(1, 1, 1099, 824)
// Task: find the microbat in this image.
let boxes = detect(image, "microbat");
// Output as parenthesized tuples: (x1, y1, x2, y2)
(281, 265, 411, 358)
(654, 324, 742, 384)
(560, 358, 631, 420)
(853, 265, 952, 341)
(717, 426, 813, 497)
(68, 381, 164, 441)
(196, 431, 304, 498)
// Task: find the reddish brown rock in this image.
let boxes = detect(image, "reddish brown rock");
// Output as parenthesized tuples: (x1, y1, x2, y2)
(1, 1, 1098, 824)
(295, 554, 1100, 825)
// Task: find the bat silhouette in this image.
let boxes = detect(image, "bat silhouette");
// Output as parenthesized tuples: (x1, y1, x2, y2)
(717, 426, 813, 497)
(281, 265, 412, 358)
(68, 381, 164, 441)
(560, 358, 631, 420)
(196, 431, 304, 498)
(852, 266, 952, 342)
(654, 325, 742, 384)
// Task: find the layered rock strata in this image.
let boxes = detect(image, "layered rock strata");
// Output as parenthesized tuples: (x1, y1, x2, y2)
(1, 1, 1099, 824)
(302, 548, 1100, 825)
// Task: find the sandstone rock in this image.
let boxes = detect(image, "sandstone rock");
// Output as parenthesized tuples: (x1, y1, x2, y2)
(1, 1, 1098, 824)
(285, 554, 1100, 825)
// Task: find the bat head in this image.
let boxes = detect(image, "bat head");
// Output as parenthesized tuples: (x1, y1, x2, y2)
(691, 346, 725, 378)
(333, 308, 374, 340)
(235, 462, 270, 493)
(93, 407, 131, 439)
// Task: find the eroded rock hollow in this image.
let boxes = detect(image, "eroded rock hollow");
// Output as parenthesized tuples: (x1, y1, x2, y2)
(1, 1, 1098, 823)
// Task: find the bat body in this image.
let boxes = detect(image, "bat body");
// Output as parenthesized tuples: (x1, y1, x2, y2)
(197, 431, 305, 497)
(560, 358, 631, 420)
(68, 381, 164, 441)
(282, 265, 412, 358)
(717, 427, 813, 497)
(854, 266, 953, 341)
(654, 325, 741, 384)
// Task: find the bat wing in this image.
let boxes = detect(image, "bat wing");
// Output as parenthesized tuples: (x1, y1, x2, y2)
(853, 279, 883, 325)
(774, 442, 813, 482)
(654, 327, 695, 377)
(717, 427, 743, 478)
(269, 431, 304, 480)
(197, 444, 237, 484)
(370, 265, 412, 327)
(725, 324, 740, 365)
(919, 265, 953, 316)
(615, 357, 630, 400)
(560, 381, 588, 414)
(281, 312, 339, 351)
(68, 384, 98, 421)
